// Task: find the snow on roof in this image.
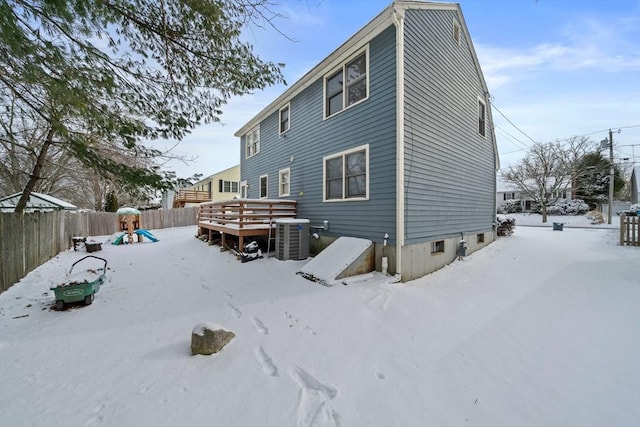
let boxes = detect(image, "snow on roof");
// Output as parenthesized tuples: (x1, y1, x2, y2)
(0, 192, 77, 211)
(496, 176, 572, 193)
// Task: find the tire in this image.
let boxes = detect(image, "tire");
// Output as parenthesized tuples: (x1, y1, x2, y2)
(56, 300, 64, 310)
(84, 294, 94, 305)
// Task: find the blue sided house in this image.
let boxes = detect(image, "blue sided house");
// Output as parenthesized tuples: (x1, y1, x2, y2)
(234, 0, 500, 281)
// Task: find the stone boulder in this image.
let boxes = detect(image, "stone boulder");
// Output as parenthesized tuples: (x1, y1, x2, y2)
(191, 323, 235, 356)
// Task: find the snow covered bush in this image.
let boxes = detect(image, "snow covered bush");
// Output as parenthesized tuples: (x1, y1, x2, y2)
(497, 199, 521, 214)
(545, 199, 589, 216)
(496, 215, 515, 236)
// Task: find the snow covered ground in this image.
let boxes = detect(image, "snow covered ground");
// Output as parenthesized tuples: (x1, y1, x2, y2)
(1, 222, 638, 427)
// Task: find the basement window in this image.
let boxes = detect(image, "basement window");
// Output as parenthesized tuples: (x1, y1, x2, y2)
(431, 240, 445, 254)
(477, 233, 485, 243)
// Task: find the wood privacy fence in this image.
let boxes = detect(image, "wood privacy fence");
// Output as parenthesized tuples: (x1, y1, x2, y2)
(0, 207, 198, 293)
(620, 214, 639, 246)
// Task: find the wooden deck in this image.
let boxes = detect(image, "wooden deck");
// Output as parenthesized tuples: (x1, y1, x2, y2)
(174, 189, 211, 208)
(197, 199, 297, 250)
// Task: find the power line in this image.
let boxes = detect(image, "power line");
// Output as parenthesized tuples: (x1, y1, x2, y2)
(552, 125, 640, 145)
(491, 103, 538, 145)
(494, 125, 529, 151)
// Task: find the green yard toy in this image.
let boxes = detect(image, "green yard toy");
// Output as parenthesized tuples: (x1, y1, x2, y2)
(50, 256, 107, 310)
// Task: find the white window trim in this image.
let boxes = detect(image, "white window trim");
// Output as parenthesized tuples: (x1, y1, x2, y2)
(478, 98, 486, 137)
(240, 180, 248, 199)
(279, 103, 290, 135)
(259, 174, 268, 199)
(322, 144, 369, 202)
(245, 125, 260, 158)
(278, 168, 290, 197)
(323, 45, 370, 120)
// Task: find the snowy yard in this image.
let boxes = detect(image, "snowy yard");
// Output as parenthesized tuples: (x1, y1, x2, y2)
(1, 221, 638, 427)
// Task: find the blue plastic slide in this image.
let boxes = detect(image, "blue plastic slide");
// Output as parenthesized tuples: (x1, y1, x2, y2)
(112, 233, 125, 245)
(135, 229, 159, 242)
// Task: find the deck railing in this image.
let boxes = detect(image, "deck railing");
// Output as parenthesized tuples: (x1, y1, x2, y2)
(198, 199, 297, 228)
(620, 214, 639, 246)
(174, 189, 211, 207)
(197, 199, 297, 249)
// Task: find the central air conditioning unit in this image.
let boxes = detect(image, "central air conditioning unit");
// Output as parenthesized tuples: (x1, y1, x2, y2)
(275, 219, 310, 260)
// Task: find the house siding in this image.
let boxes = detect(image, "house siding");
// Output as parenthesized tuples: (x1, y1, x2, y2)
(402, 8, 496, 244)
(241, 25, 398, 245)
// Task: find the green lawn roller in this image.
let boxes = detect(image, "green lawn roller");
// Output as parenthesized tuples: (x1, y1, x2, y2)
(50, 255, 107, 310)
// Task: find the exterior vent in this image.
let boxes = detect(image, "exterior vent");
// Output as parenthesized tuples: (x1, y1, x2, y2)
(275, 219, 310, 260)
(453, 20, 461, 45)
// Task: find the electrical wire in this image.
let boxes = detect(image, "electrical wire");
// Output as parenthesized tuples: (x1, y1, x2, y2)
(491, 103, 538, 145)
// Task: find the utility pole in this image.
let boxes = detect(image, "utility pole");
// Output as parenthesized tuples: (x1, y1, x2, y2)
(601, 130, 616, 224)
(607, 129, 614, 225)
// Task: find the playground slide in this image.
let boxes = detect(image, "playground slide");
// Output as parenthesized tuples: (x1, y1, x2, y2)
(112, 233, 125, 245)
(135, 229, 159, 242)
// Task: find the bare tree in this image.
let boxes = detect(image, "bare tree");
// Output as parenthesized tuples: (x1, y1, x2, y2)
(501, 138, 594, 223)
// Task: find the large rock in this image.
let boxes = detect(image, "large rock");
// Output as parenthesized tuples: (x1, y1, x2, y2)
(191, 323, 235, 355)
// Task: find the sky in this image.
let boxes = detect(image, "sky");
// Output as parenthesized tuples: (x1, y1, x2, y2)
(1, 218, 638, 426)
(161, 0, 640, 180)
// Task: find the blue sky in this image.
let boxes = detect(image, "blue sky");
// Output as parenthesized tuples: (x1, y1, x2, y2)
(163, 0, 640, 180)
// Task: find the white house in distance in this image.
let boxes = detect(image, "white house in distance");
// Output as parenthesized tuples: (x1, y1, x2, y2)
(496, 177, 572, 213)
(0, 192, 78, 213)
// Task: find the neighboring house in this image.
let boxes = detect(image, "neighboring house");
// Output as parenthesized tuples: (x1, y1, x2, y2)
(0, 192, 78, 213)
(174, 165, 240, 207)
(497, 178, 572, 213)
(234, 1, 499, 281)
(631, 165, 640, 204)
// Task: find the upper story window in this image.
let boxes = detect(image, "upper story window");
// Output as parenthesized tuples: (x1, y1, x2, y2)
(279, 168, 290, 197)
(478, 99, 486, 137)
(279, 104, 290, 134)
(245, 125, 260, 158)
(324, 48, 369, 118)
(323, 144, 369, 201)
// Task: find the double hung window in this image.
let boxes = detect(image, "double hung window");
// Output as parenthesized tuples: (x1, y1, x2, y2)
(279, 105, 290, 134)
(325, 49, 368, 118)
(279, 168, 290, 197)
(324, 145, 368, 201)
(246, 126, 260, 158)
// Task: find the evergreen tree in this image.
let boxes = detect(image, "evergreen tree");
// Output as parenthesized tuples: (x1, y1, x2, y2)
(0, 0, 285, 212)
(104, 191, 119, 212)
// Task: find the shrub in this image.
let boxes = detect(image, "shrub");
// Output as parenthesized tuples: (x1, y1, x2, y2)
(497, 199, 522, 214)
(586, 210, 604, 224)
(540, 199, 589, 216)
(496, 215, 516, 236)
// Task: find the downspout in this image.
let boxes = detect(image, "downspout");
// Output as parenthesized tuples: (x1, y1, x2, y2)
(393, 7, 405, 280)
